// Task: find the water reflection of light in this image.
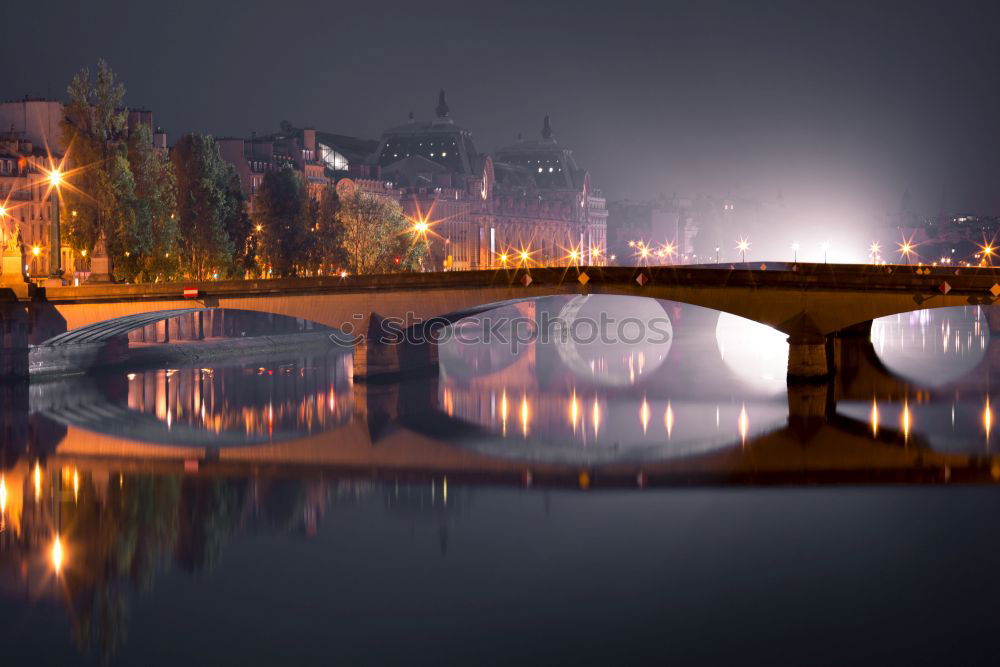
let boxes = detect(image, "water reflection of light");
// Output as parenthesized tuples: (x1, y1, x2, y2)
(901, 400, 912, 443)
(569, 390, 580, 434)
(500, 390, 509, 436)
(553, 295, 671, 387)
(984, 396, 993, 443)
(0, 475, 6, 514)
(72, 469, 79, 504)
(738, 404, 749, 445)
(51, 535, 64, 574)
(665, 401, 674, 439)
(640, 396, 650, 435)
(520, 394, 530, 437)
(443, 387, 454, 417)
(872, 307, 988, 387)
(33, 463, 41, 502)
(715, 313, 788, 393)
(592, 396, 601, 436)
(871, 398, 879, 437)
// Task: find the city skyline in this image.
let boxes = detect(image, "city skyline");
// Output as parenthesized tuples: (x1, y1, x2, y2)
(2, 0, 999, 221)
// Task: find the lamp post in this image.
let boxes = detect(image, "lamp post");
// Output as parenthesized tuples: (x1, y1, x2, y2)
(792, 242, 799, 263)
(736, 238, 750, 264)
(48, 169, 63, 279)
(821, 241, 829, 264)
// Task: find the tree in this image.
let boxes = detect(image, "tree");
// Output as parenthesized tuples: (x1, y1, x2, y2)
(126, 124, 178, 281)
(61, 60, 142, 279)
(305, 185, 346, 274)
(172, 134, 245, 278)
(252, 166, 311, 277)
(337, 190, 426, 274)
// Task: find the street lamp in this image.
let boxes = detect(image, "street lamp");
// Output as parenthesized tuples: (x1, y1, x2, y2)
(821, 241, 830, 264)
(736, 237, 750, 263)
(792, 242, 799, 263)
(978, 241, 996, 266)
(663, 241, 676, 264)
(46, 167, 64, 278)
(869, 241, 881, 264)
(897, 237, 915, 265)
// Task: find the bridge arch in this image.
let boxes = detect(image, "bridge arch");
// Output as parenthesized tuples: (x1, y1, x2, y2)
(29, 264, 1000, 380)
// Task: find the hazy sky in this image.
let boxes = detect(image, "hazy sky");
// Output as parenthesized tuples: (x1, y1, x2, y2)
(3, 0, 999, 219)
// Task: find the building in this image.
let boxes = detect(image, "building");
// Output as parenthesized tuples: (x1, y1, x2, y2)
(0, 99, 168, 283)
(360, 91, 607, 270)
(218, 125, 378, 201)
(0, 131, 69, 277)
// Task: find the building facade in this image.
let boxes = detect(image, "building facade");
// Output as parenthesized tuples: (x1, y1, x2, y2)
(0, 99, 168, 282)
(218, 126, 378, 202)
(359, 91, 607, 270)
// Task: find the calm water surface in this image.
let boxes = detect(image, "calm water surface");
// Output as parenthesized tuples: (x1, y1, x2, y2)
(3, 297, 1000, 665)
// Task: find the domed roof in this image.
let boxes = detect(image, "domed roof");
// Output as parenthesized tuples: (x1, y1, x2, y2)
(372, 90, 480, 175)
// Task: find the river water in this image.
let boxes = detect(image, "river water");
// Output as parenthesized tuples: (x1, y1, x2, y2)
(2, 296, 1000, 665)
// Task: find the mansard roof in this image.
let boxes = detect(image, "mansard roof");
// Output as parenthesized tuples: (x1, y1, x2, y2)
(493, 115, 587, 191)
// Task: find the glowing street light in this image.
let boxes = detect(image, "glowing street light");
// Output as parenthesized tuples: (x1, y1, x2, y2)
(736, 237, 750, 263)
(978, 241, 996, 266)
(40, 164, 66, 279)
(869, 241, 882, 263)
(662, 241, 676, 264)
(636, 242, 651, 264)
(897, 236, 916, 265)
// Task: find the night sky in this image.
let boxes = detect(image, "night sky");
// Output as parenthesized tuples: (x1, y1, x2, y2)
(4, 0, 999, 220)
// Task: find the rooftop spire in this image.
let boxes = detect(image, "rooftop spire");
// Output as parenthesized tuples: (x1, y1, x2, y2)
(435, 89, 450, 118)
(541, 114, 552, 140)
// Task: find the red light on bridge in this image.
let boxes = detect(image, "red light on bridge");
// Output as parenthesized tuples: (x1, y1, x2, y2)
(183, 287, 199, 299)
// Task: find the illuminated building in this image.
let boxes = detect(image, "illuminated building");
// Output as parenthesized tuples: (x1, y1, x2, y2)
(360, 90, 607, 270)
(0, 99, 167, 281)
(0, 131, 75, 277)
(218, 126, 377, 202)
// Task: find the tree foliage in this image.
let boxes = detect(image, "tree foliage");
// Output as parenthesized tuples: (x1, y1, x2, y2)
(61, 60, 139, 279)
(126, 124, 178, 280)
(61, 60, 179, 282)
(305, 185, 346, 274)
(252, 166, 311, 277)
(337, 190, 426, 274)
(172, 134, 248, 278)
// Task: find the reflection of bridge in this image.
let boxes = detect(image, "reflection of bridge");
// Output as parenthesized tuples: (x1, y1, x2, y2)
(6, 263, 1000, 380)
(11, 370, 999, 488)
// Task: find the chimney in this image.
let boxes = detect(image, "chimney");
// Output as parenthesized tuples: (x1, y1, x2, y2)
(303, 128, 316, 152)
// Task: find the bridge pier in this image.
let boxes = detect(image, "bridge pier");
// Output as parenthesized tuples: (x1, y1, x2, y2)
(787, 337, 831, 382)
(0, 302, 30, 379)
(352, 313, 440, 381)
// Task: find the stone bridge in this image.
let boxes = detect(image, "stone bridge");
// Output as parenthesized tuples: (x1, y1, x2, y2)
(4, 262, 1000, 380)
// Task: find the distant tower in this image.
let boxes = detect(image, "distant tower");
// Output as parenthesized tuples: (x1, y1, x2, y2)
(541, 114, 553, 140)
(435, 89, 450, 118)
